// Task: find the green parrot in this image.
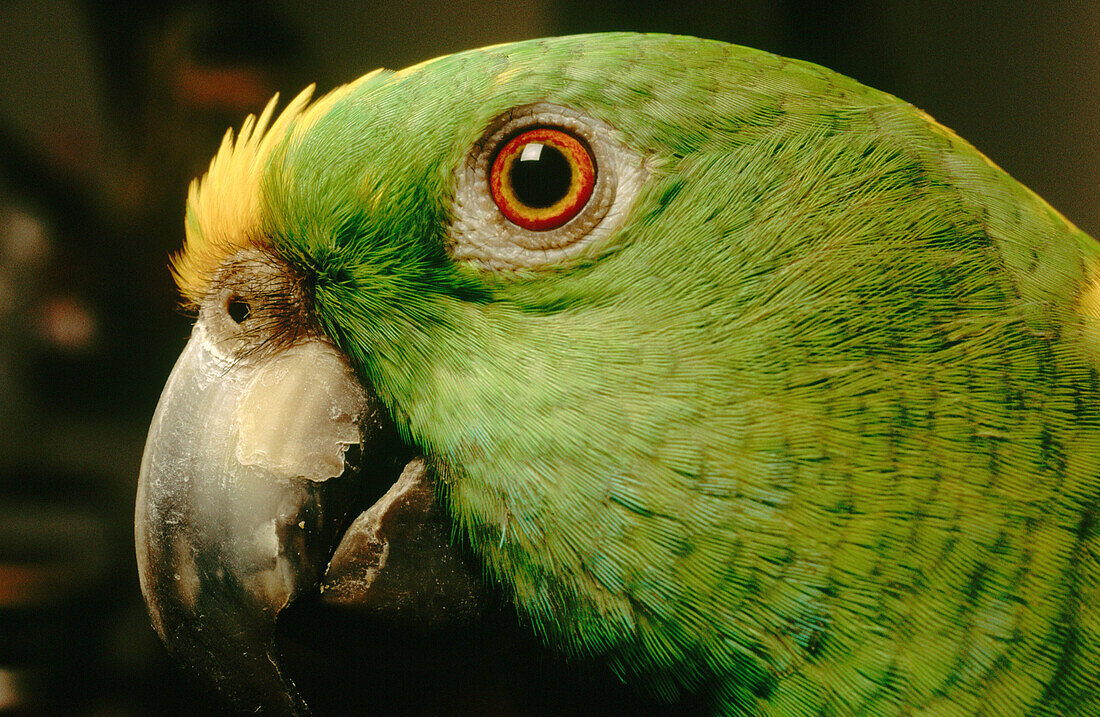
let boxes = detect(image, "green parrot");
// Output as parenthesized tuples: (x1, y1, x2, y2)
(135, 33, 1100, 715)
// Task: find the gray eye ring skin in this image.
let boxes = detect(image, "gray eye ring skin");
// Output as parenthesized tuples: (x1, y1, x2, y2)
(449, 102, 647, 269)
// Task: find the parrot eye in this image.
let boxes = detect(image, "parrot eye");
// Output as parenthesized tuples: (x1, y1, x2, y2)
(489, 127, 596, 231)
(450, 102, 646, 269)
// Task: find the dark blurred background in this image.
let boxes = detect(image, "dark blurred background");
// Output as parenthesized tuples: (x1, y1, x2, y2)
(0, 0, 1095, 713)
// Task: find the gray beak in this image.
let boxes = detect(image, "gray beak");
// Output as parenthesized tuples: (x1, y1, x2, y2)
(135, 314, 490, 714)
(135, 320, 374, 713)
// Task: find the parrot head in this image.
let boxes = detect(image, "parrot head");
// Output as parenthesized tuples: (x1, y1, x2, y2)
(136, 33, 1100, 714)
(136, 34, 692, 711)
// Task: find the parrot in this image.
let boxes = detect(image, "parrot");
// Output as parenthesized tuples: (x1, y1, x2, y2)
(134, 33, 1100, 715)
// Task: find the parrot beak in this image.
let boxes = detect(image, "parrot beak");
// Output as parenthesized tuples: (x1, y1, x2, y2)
(135, 317, 484, 714)
(135, 321, 370, 712)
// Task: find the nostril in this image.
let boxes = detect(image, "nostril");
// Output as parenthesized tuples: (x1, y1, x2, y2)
(227, 296, 251, 323)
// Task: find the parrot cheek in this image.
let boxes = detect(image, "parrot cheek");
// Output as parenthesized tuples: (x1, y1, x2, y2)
(135, 319, 373, 713)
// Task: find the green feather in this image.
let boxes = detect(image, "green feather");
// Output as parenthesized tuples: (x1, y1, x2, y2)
(257, 33, 1098, 715)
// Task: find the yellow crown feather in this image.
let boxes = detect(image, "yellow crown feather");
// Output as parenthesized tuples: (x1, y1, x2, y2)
(171, 69, 388, 303)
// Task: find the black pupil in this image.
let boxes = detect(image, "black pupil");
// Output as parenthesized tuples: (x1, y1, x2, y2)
(509, 142, 572, 209)
(227, 297, 251, 323)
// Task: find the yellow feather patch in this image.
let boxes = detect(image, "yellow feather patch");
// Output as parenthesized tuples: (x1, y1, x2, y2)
(1076, 262, 1100, 372)
(171, 69, 389, 303)
(171, 86, 315, 302)
(1080, 267, 1100, 321)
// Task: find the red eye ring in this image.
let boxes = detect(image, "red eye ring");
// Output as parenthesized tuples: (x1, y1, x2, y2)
(489, 127, 596, 231)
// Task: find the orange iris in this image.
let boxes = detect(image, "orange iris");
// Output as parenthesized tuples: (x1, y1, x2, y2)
(489, 127, 596, 231)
